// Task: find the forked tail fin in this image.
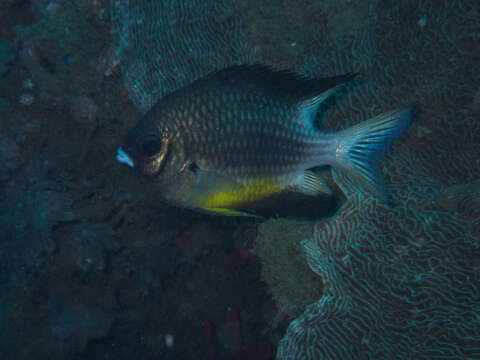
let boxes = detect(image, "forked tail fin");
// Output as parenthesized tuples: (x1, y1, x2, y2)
(332, 107, 414, 199)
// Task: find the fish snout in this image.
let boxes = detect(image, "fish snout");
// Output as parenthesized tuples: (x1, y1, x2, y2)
(116, 147, 135, 168)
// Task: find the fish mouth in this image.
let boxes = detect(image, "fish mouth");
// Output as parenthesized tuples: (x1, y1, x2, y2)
(116, 147, 135, 168)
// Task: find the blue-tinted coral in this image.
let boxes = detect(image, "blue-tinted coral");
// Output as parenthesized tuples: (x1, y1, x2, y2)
(277, 152, 480, 358)
(14, 1, 107, 108)
(0, 37, 15, 74)
(276, 0, 479, 358)
(0, 135, 23, 181)
(111, 0, 256, 113)
(110, 0, 479, 357)
(0, 153, 75, 287)
(0, 184, 74, 270)
(68, 222, 118, 272)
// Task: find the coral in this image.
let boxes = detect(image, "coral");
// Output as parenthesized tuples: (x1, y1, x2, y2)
(111, 0, 257, 113)
(0, 0, 468, 359)
(0, 2, 282, 359)
(0, 97, 9, 109)
(321, 0, 370, 38)
(239, 0, 316, 68)
(18, 93, 34, 106)
(68, 222, 119, 272)
(264, 0, 480, 358)
(473, 88, 480, 112)
(0, 111, 42, 153)
(0, 37, 15, 74)
(436, 180, 480, 221)
(15, 0, 108, 108)
(0, 183, 75, 270)
(0, 135, 23, 181)
(118, 234, 178, 297)
(254, 219, 322, 319)
(277, 151, 480, 358)
(45, 281, 116, 351)
(48, 297, 112, 341)
(0, 151, 76, 284)
(111, 0, 372, 113)
(0, 0, 23, 7)
(69, 96, 99, 130)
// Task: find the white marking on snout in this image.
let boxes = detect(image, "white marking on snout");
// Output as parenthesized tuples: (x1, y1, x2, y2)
(116, 147, 134, 168)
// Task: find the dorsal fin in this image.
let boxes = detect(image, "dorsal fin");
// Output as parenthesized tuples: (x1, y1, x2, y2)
(203, 64, 358, 102)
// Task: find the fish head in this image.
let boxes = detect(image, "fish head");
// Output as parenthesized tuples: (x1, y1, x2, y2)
(116, 116, 189, 183)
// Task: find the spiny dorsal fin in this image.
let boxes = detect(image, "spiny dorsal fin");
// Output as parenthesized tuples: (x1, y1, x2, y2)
(203, 64, 358, 102)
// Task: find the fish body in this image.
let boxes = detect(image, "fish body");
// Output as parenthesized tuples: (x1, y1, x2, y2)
(117, 65, 412, 215)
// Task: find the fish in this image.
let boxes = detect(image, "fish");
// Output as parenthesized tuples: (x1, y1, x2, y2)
(116, 65, 413, 216)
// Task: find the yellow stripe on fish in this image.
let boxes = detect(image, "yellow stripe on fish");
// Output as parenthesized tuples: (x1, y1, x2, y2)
(198, 178, 283, 214)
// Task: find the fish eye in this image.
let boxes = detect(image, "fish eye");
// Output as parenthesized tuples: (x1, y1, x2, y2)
(141, 136, 162, 158)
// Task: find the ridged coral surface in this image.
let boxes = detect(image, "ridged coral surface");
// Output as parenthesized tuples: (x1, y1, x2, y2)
(0, 0, 476, 358)
(111, 0, 479, 357)
(277, 155, 479, 359)
(111, 0, 255, 113)
(275, 0, 479, 357)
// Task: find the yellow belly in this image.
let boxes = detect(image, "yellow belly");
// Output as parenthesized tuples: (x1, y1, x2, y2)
(199, 178, 283, 215)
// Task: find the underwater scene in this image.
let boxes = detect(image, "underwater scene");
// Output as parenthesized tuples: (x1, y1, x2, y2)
(0, 0, 479, 359)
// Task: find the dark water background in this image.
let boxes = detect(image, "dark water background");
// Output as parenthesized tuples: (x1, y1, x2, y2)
(0, 1, 478, 359)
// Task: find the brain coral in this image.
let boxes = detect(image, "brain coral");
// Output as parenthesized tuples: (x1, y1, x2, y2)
(276, 149, 480, 358)
(111, 0, 256, 113)
(275, 0, 479, 358)
(110, 0, 479, 357)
